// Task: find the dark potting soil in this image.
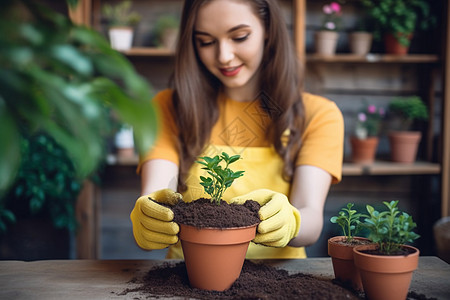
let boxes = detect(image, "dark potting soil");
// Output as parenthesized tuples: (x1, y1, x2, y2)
(119, 260, 437, 300)
(120, 260, 360, 300)
(172, 198, 261, 228)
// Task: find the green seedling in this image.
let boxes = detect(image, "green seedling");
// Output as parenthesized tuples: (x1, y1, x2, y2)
(363, 200, 420, 255)
(196, 152, 244, 205)
(330, 203, 364, 243)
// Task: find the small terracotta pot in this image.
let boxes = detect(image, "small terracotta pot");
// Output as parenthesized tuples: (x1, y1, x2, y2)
(353, 244, 420, 300)
(384, 33, 412, 55)
(315, 31, 339, 56)
(179, 223, 257, 291)
(388, 131, 422, 163)
(328, 236, 371, 292)
(350, 136, 379, 164)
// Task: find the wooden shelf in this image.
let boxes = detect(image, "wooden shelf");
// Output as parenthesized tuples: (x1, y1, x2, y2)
(117, 50, 440, 63)
(343, 161, 441, 176)
(120, 47, 175, 57)
(306, 54, 440, 64)
(106, 154, 441, 176)
(106, 153, 139, 166)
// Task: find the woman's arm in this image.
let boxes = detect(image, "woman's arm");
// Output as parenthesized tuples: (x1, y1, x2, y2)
(288, 164, 332, 247)
(140, 159, 179, 196)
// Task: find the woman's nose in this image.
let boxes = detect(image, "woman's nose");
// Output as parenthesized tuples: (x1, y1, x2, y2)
(217, 41, 234, 64)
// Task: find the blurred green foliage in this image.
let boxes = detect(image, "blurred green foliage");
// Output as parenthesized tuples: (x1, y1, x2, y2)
(0, 0, 157, 232)
(360, 0, 437, 46)
(1, 133, 82, 233)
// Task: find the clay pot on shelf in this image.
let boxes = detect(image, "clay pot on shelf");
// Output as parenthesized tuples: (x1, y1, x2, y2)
(384, 33, 412, 55)
(179, 223, 257, 291)
(160, 28, 179, 51)
(314, 31, 339, 56)
(349, 32, 373, 55)
(353, 244, 419, 300)
(328, 236, 372, 292)
(114, 126, 135, 157)
(350, 136, 379, 164)
(388, 131, 422, 163)
(108, 26, 134, 51)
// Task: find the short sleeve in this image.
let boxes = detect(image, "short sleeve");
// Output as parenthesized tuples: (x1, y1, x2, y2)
(296, 93, 344, 184)
(137, 89, 179, 173)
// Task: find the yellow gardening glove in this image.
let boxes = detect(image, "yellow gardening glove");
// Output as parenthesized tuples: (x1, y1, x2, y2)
(230, 189, 301, 248)
(130, 188, 182, 250)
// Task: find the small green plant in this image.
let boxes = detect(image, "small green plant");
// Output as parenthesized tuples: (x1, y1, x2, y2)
(362, 200, 420, 255)
(153, 15, 179, 46)
(388, 96, 428, 130)
(102, 0, 141, 27)
(330, 203, 364, 242)
(196, 152, 244, 205)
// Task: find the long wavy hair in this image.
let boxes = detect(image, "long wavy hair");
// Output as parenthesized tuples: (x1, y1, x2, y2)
(173, 0, 304, 192)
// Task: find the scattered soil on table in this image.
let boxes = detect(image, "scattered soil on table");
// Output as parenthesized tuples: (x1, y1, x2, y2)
(120, 260, 360, 299)
(119, 260, 437, 300)
(172, 198, 260, 228)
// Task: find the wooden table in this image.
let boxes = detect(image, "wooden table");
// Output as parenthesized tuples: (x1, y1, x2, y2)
(0, 257, 448, 299)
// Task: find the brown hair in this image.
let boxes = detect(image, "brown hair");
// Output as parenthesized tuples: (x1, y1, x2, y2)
(172, 0, 304, 192)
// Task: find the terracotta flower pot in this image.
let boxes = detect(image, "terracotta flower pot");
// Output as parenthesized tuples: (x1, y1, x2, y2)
(350, 136, 379, 164)
(388, 131, 422, 163)
(328, 236, 371, 292)
(315, 31, 339, 56)
(349, 32, 373, 55)
(384, 33, 412, 55)
(353, 244, 420, 300)
(179, 223, 257, 291)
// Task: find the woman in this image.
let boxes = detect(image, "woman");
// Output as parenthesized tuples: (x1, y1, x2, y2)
(131, 0, 344, 259)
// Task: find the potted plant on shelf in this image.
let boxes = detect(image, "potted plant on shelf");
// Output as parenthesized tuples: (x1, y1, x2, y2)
(114, 124, 135, 158)
(350, 102, 385, 164)
(315, 2, 342, 56)
(360, 0, 436, 55)
(172, 152, 260, 292)
(387, 96, 428, 163)
(102, 0, 141, 51)
(353, 200, 420, 300)
(349, 18, 373, 55)
(328, 203, 372, 292)
(153, 14, 179, 51)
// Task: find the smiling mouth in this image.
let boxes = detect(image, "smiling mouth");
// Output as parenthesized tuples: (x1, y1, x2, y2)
(219, 65, 243, 77)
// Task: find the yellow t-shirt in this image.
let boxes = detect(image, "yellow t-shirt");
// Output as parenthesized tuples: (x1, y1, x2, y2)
(140, 89, 344, 183)
(139, 89, 344, 259)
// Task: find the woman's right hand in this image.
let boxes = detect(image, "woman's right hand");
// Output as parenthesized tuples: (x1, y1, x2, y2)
(130, 189, 182, 250)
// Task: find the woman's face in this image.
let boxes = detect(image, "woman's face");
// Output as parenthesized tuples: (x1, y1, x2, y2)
(194, 0, 266, 101)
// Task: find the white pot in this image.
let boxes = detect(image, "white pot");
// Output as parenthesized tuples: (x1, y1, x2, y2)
(315, 31, 339, 56)
(349, 32, 373, 55)
(115, 126, 134, 156)
(108, 27, 134, 51)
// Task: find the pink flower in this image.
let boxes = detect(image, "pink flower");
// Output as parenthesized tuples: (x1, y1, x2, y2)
(325, 22, 336, 30)
(379, 107, 385, 116)
(323, 5, 333, 15)
(358, 112, 367, 122)
(367, 105, 377, 114)
(330, 2, 341, 13)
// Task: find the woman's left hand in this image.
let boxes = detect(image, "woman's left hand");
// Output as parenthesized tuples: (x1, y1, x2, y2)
(229, 189, 301, 247)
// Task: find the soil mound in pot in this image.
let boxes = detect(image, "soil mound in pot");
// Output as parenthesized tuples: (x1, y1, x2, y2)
(120, 260, 361, 299)
(172, 198, 260, 228)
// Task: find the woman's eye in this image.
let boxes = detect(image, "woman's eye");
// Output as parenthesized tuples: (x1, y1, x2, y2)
(198, 40, 215, 47)
(234, 34, 250, 42)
